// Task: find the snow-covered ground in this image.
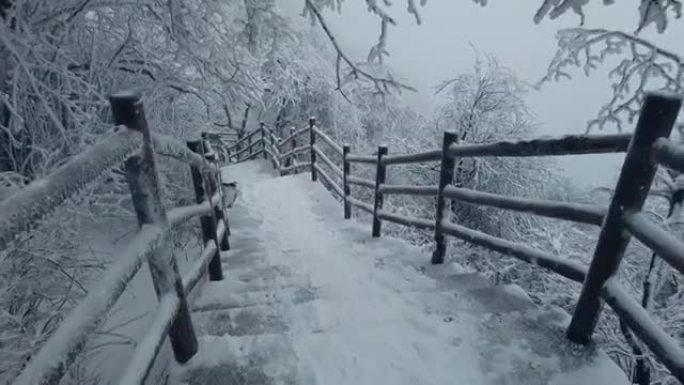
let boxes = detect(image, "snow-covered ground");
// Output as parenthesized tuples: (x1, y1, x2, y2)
(170, 160, 628, 385)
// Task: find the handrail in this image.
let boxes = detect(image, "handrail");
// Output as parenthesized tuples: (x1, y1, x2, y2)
(347, 196, 374, 214)
(215, 94, 684, 382)
(279, 145, 309, 161)
(624, 212, 684, 273)
(312, 145, 343, 176)
(0, 128, 141, 250)
(346, 154, 376, 164)
(224, 129, 262, 152)
(312, 126, 343, 155)
(440, 219, 587, 283)
(376, 210, 434, 230)
(653, 137, 684, 173)
(378, 184, 438, 196)
(11, 92, 234, 385)
(446, 133, 631, 158)
(347, 175, 375, 189)
(12, 225, 165, 385)
(314, 164, 343, 197)
(381, 149, 441, 165)
(279, 127, 308, 148)
(602, 279, 684, 380)
(442, 185, 606, 226)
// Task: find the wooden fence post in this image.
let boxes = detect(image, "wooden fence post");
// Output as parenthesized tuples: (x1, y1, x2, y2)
(247, 134, 253, 159)
(260, 122, 267, 160)
(343, 144, 351, 219)
(291, 126, 297, 173)
(566, 92, 682, 344)
(204, 145, 232, 245)
(431, 131, 458, 264)
(110, 91, 198, 363)
(309, 117, 317, 182)
(187, 140, 224, 281)
(372, 145, 388, 237)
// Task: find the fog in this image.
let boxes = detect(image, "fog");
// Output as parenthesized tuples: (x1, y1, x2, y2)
(278, 1, 683, 186)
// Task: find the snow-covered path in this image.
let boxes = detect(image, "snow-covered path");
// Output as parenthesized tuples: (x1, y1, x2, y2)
(171, 160, 628, 385)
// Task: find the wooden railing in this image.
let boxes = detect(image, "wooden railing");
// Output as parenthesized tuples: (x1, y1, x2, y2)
(2, 91, 234, 385)
(225, 92, 684, 382)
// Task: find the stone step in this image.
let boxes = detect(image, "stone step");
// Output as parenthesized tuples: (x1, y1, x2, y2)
(173, 334, 299, 385)
(192, 286, 319, 312)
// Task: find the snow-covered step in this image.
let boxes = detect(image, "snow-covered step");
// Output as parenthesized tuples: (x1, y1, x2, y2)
(171, 334, 299, 385)
(433, 272, 492, 291)
(192, 286, 319, 312)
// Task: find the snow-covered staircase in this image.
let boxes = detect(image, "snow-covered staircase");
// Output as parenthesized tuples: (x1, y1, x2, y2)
(169, 160, 628, 385)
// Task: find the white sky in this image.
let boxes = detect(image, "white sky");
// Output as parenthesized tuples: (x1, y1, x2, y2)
(278, 1, 683, 187)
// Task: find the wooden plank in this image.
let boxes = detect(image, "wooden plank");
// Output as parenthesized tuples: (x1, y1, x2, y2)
(348, 196, 374, 214)
(602, 279, 684, 382)
(346, 154, 376, 164)
(440, 219, 587, 283)
(347, 175, 375, 188)
(376, 210, 435, 230)
(314, 163, 344, 197)
(442, 186, 605, 225)
(312, 125, 344, 155)
(378, 184, 438, 196)
(625, 212, 684, 273)
(446, 133, 632, 158)
(653, 137, 684, 173)
(313, 145, 343, 176)
(381, 149, 441, 165)
(0, 129, 140, 249)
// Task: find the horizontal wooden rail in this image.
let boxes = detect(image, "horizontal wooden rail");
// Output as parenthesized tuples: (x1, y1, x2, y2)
(183, 220, 225, 295)
(378, 184, 439, 196)
(279, 127, 308, 147)
(348, 196, 374, 214)
(0, 128, 141, 249)
(312, 126, 343, 155)
(440, 219, 587, 283)
(279, 145, 309, 161)
(168, 192, 221, 228)
(442, 185, 606, 226)
(376, 210, 435, 230)
(152, 134, 219, 173)
(381, 149, 441, 165)
(625, 212, 684, 273)
(12, 225, 165, 385)
(116, 293, 179, 385)
(116, 218, 227, 385)
(602, 279, 684, 380)
(347, 175, 375, 189)
(314, 164, 344, 197)
(346, 154, 376, 164)
(653, 137, 684, 173)
(446, 133, 631, 158)
(280, 161, 310, 174)
(225, 129, 262, 152)
(313, 145, 343, 176)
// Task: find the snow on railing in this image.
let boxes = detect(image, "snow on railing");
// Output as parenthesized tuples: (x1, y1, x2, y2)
(10, 91, 235, 385)
(0, 128, 141, 249)
(237, 92, 684, 383)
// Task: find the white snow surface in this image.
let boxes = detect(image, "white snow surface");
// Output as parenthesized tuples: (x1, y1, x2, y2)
(172, 160, 629, 385)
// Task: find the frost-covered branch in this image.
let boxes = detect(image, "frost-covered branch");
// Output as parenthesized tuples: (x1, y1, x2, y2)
(540, 28, 684, 131)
